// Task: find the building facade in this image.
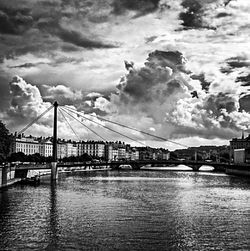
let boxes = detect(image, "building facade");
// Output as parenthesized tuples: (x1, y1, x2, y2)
(12, 136, 40, 155)
(230, 136, 250, 151)
(81, 141, 105, 158)
(10, 134, 169, 161)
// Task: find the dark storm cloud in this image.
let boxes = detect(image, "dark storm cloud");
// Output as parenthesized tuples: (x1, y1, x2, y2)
(57, 28, 118, 49)
(226, 56, 250, 69)
(191, 73, 210, 92)
(239, 95, 250, 112)
(204, 92, 237, 115)
(0, 0, 120, 60)
(8, 62, 46, 69)
(216, 12, 232, 18)
(61, 44, 80, 52)
(236, 74, 250, 86)
(145, 35, 158, 44)
(112, 0, 160, 17)
(224, 0, 234, 6)
(0, 75, 11, 112)
(0, 7, 33, 35)
(179, 0, 216, 30)
(236, 72, 250, 112)
(3, 39, 59, 59)
(53, 56, 84, 66)
(220, 67, 232, 74)
(221, 56, 250, 74)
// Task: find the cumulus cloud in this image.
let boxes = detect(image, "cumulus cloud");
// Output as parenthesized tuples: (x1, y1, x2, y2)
(39, 85, 111, 115)
(4, 44, 250, 148)
(1, 0, 250, 148)
(40, 84, 83, 105)
(7, 75, 52, 129)
(86, 92, 102, 98)
(107, 49, 250, 141)
(112, 50, 192, 123)
(4, 75, 111, 140)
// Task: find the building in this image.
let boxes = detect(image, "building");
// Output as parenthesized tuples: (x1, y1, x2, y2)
(233, 148, 250, 163)
(11, 135, 54, 157)
(131, 148, 139, 160)
(57, 142, 67, 159)
(137, 147, 154, 160)
(65, 141, 78, 157)
(105, 143, 118, 161)
(117, 144, 126, 160)
(105, 144, 113, 161)
(10, 134, 170, 162)
(155, 149, 170, 160)
(105, 142, 129, 161)
(230, 133, 250, 162)
(81, 141, 105, 158)
(12, 135, 40, 155)
(39, 139, 53, 157)
(230, 134, 250, 152)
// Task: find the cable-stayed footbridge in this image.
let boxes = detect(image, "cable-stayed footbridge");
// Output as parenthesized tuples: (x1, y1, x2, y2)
(7, 101, 234, 183)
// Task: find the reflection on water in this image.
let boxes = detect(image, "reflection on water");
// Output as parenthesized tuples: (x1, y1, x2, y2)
(0, 170, 250, 250)
(199, 165, 214, 171)
(142, 165, 215, 172)
(46, 181, 60, 250)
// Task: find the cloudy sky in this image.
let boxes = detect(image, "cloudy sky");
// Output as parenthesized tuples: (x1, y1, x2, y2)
(0, 0, 250, 150)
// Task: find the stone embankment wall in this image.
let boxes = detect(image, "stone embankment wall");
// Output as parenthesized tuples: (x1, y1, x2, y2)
(226, 168, 250, 176)
(0, 165, 20, 189)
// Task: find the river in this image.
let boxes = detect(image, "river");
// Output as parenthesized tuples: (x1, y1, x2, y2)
(0, 169, 250, 250)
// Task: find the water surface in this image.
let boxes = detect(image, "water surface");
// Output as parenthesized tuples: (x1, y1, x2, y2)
(0, 170, 250, 250)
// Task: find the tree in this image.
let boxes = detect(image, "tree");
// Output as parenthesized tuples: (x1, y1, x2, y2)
(0, 121, 12, 162)
(8, 152, 26, 162)
(28, 153, 45, 163)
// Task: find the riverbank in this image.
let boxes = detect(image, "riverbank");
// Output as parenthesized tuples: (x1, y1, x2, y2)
(226, 168, 250, 177)
(0, 178, 21, 190)
(0, 167, 112, 190)
(1, 164, 249, 190)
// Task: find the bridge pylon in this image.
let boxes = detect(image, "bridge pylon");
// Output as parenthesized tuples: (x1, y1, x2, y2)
(51, 101, 58, 180)
(0, 165, 8, 189)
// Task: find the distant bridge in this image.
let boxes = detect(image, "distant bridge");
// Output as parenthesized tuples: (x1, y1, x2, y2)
(10, 159, 250, 179)
(14, 159, 230, 171)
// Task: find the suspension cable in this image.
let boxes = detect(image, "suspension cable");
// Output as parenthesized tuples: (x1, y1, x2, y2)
(18, 105, 54, 135)
(65, 106, 188, 149)
(64, 106, 230, 161)
(58, 107, 80, 141)
(63, 106, 148, 146)
(60, 107, 107, 142)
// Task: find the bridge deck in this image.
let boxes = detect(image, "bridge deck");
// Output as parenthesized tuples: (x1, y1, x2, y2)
(11, 160, 240, 171)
